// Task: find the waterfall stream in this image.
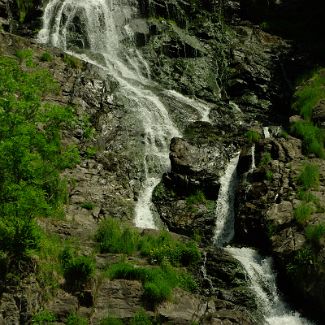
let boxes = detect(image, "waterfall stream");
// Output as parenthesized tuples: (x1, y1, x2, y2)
(213, 157, 313, 324)
(39, 1, 314, 322)
(38, 0, 211, 230)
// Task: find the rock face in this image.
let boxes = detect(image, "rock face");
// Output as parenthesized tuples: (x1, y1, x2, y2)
(235, 134, 325, 320)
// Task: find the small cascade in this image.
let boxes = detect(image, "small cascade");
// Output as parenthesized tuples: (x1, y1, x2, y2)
(226, 247, 313, 325)
(213, 153, 240, 246)
(200, 251, 214, 292)
(250, 144, 256, 172)
(263, 127, 270, 139)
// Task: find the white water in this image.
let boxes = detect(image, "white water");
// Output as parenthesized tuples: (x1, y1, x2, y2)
(213, 153, 240, 245)
(213, 154, 313, 324)
(226, 247, 313, 325)
(263, 127, 270, 139)
(38, 0, 213, 230)
(250, 144, 256, 171)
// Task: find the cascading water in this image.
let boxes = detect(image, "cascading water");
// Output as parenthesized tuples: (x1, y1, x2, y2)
(38, 0, 211, 229)
(213, 157, 313, 324)
(213, 153, 240, 246)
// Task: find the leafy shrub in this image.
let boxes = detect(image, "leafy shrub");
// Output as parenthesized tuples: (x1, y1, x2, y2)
(107, 261, 197, 305)
(130, 310, 152, 325)
(297, 163, 320, 190)
(305, 224, 325, 246)
(66, 313, 88, 325)
(293, 69, 325, 120)
(16, 48, 34, 66)
(81, 202, 95, 210)
(265, 170, 273, 181)
(259, 152, 272, 167)
(294, 202, 314, 225)
(291, 121, 324, 158)
(85, 146, 97, 158)
(40, 52, 53, 62)
(60, 247, 95, 289)
(96, 218, 139, 255)
(32, 310, 56, 324)
(246, 130, 261, 143)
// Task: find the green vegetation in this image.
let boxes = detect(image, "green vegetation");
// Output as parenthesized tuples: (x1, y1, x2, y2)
(106, 260, 197, 305)
(81, 201, 95, 210)
(16, 48, 34, 66)
(66, 313, 88, 325)
(96, 218, 201, 267)
(0, 54, 80, 277)
(185, 190, 215, 213)
(40, 52, 53, 62)
(63, 54, 82, 69)
(290, 68, 325, 158)
(265, 170, 273, 181)
(245, 130, 261, 143)
(297, 163, 320, 190)
(291, 121, 324, 158)
(32, 310, 57, 324)
(294, 202, 314, 225)
(60, 247, 95, 290)
(130, 310, 152, 325)
(85, 146, 97, 158)
(293, 69, 325, 120)
(305, 224, 325, 246)
(15, 0, 35, 22)
(100, 317, 124, 325)
(259, 152, 272, 167)
(96, 218, 199, 305)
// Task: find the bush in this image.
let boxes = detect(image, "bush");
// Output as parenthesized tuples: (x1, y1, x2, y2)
(100, 316, 123, 325)
(259, 152, 272, 167)
(297, 163, 320, 190)
(16, 48, 34, 66)
(265, 170, 273, 181)
(305, 224, 325, 246)
(66, 313, 88, 325)
(107, 261, 197, 305)
(291, 121, 324, 158)
(40, 52, 53, 62)
(245, 130, 261, 143)
(32, 310, 56, 324)
(60, 247, 95, 289)
(81, 202, 95, 210)
(130, 310, 152, 325)
(294, 202, 314, 225)
(96, 218, 139, 255)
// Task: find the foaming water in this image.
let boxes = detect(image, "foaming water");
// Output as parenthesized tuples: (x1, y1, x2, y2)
(38, 0, 212, 229)
(213, 153, 240, 245)
(226, 247, 313, 325)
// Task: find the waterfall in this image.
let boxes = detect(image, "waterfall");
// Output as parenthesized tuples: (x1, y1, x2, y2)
(250, 144, 256, 171)
(213, 153, 313, 324)
(226, 247, 313, 325)
(38, 0, 212, 229)
(213, 153, 240, 245)
(263, 126, 270, 139)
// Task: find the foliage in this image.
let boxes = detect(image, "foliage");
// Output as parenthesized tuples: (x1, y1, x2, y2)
(294, 202, 314, 225)
(286, 246, 314, 277)
(100, 316, 123, 325)
(0, 54, 81, 274)
(291, 121, 324, 158)
(297, 163, 320, 190)
(245, 130, 261, 143)
(305, 224, 325, 246)
(32, 310, 56, 324)
(130, 310, 152, 325)
(96, 218, 140, 255)
(106, 260, 197, 305)
(292, 69, 325, 120)
(96, 218, 201, 267)
(259, 152, 272, 167)
(64, 54, 82, 69)
(60, 247, 95, 289)
(265, 170, 273, 181)
(297, 190, 320, 206)
(185, 190, 215, 212)
(85, 146, 97, 158)
(66, 313, 88, 325)
(40, 52, 53, 62)
(81, 201, 95, 210)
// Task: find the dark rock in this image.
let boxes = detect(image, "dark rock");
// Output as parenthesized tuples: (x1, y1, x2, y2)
(312, 99, 325, 129)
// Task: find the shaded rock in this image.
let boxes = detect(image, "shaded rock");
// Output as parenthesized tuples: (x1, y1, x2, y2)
(47, 291, 78, 322)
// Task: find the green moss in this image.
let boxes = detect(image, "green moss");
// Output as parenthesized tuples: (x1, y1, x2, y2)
(297, 163, 320, 190)
(245, 130, 261, 143)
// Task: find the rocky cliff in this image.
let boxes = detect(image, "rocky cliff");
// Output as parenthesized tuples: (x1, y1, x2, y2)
(0, 0, 324, 324)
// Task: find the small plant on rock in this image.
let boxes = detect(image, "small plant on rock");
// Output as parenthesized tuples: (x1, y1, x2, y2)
(245, 130, 261, 143)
